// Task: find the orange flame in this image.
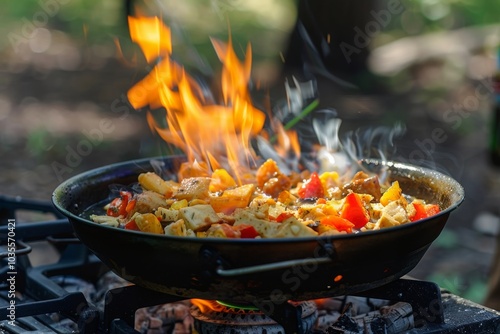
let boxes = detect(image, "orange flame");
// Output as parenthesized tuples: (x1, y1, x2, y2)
(191, 299, 230, 313)
(127, 15, 298, 181)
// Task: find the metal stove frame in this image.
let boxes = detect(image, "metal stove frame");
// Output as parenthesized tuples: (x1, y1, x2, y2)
(1, 195, 500, 334)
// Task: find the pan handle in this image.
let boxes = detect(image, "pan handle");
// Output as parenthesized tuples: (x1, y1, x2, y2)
(200, 243, 335, 277)
(215, 255, 332, 277)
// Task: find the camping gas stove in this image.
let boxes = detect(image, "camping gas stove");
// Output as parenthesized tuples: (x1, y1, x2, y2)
(1, 195, 500, 334)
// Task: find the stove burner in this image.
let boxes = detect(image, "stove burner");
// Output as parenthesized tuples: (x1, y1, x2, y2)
(191, 300, 318, 334)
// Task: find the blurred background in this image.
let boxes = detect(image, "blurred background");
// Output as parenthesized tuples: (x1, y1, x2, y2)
(1, 0, 500, 306)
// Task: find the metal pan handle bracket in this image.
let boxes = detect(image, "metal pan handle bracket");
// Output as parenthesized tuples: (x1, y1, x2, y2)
(206, 243, 336, 277)
(216, 256, 332, 277)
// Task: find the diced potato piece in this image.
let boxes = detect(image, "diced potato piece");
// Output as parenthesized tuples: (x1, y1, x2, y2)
(380, 181, 402, 206)
(164, 219, 195, 237)
(138, 172, 176, 197)
(275, 218, 318, 238)
(406, 202, 417, 218)
(205, 223, 241, 238)
(248, 194, 276, 216)
(189, 199, 208, 206)
(277, 190, 297, 205)
(370, 203, 384, 220)
(267, 202, 287, 220)
(209, 184, 256, 214)
(155, 207, 179, 222)
(205, 224, 229, 238)
(209, 169, 237, 192)
(234, 210, 281, 237)
(373, 201, 409, 229)
(179, 204, 221, 231)
(135, 213, 164, 234)
(374, 213, 399, 229)
(384, 201, 408, 222)
(176, 177, 212, 201)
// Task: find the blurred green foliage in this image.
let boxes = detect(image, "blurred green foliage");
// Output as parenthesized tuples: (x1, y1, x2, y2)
(0, 0, 129, 53)
(386, 0, 500, 35)
(2, 0, 497, 51)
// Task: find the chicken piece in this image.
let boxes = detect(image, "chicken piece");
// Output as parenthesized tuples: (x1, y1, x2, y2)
(255, 159, 291, 198)
(262, 174, 292, 199)
(176, 177, 212, 201)
(342, 172, 382, 201)
(256, 159, 280, 189)
(179, 204, 221, 231)
(131, 191, 167, 215)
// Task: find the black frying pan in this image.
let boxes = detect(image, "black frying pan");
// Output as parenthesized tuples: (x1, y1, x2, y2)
(52, 156, 463, 303)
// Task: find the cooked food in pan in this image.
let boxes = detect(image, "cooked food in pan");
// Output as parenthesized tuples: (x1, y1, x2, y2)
(90, 159, 440, 238)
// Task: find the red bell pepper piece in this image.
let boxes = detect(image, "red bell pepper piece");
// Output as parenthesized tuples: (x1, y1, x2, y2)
(236, 224, 260, 238)
(274, 212, 294, 223)
(411, 202, 428, 222)
(298, 172, 324, 199)
(316, 198, 327, 205)
(107, 191, 133, 217)
(411, 202, 440, 222)
(124, 220, 139, 230)
(425, 204, 440, 216)
(340, 193, 370, 229)
(107, 197, 123, 217)
(125, 198, 136, 213)
(321, 215, 355, 233)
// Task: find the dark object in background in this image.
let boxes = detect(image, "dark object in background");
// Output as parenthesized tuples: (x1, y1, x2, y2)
(489, 70, 500, 166)
(282, 0, 392, 92)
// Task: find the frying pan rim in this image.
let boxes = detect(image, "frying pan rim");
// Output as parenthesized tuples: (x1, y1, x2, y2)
(52, 155, 465, 244)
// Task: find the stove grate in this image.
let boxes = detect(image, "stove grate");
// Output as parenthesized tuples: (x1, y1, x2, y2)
(1, 196, 500, 334)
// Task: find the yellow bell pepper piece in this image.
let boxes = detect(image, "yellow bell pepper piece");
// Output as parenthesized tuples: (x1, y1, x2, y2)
(171, 199, 188, 210)
(380, 181, 402, 206)
(134, 213, 164, 234)
(319, 171, 339, 192)
(209, 169, 237, 192)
